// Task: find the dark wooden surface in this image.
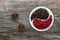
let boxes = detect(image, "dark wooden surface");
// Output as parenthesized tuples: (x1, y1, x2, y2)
(0, 0, 60, 40)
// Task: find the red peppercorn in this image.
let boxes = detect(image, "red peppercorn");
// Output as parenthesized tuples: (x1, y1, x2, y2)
(33, 15, 52, 30)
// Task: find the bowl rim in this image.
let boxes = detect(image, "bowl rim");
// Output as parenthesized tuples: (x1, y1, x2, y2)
(29, 6, 54, 31)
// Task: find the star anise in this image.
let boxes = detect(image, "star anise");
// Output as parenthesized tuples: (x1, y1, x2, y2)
(18, 23, 25, 32)
(11, 10, 19, 20)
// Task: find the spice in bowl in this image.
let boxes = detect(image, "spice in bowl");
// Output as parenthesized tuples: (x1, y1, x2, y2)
(33, 15, 52, 30)
(31, 9, 49, 20)
(31, 9, 52, 30)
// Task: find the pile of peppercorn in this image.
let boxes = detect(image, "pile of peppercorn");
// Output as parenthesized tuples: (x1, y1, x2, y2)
(31, 8, 49, 20)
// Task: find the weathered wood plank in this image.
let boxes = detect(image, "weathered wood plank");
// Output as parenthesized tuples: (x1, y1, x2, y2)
(0, 0, 60, 40)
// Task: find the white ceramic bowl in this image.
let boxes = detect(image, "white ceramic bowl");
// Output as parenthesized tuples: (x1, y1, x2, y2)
(29, 6, 54, 31)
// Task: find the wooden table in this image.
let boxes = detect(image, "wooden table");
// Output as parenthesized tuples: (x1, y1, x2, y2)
(0, 0, 60, 40)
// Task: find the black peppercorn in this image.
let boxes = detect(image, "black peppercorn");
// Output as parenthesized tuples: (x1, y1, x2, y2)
(31, 9, 49, 20)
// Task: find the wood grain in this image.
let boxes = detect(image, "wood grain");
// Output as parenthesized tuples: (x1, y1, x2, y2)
(0, 0, 60, 40)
